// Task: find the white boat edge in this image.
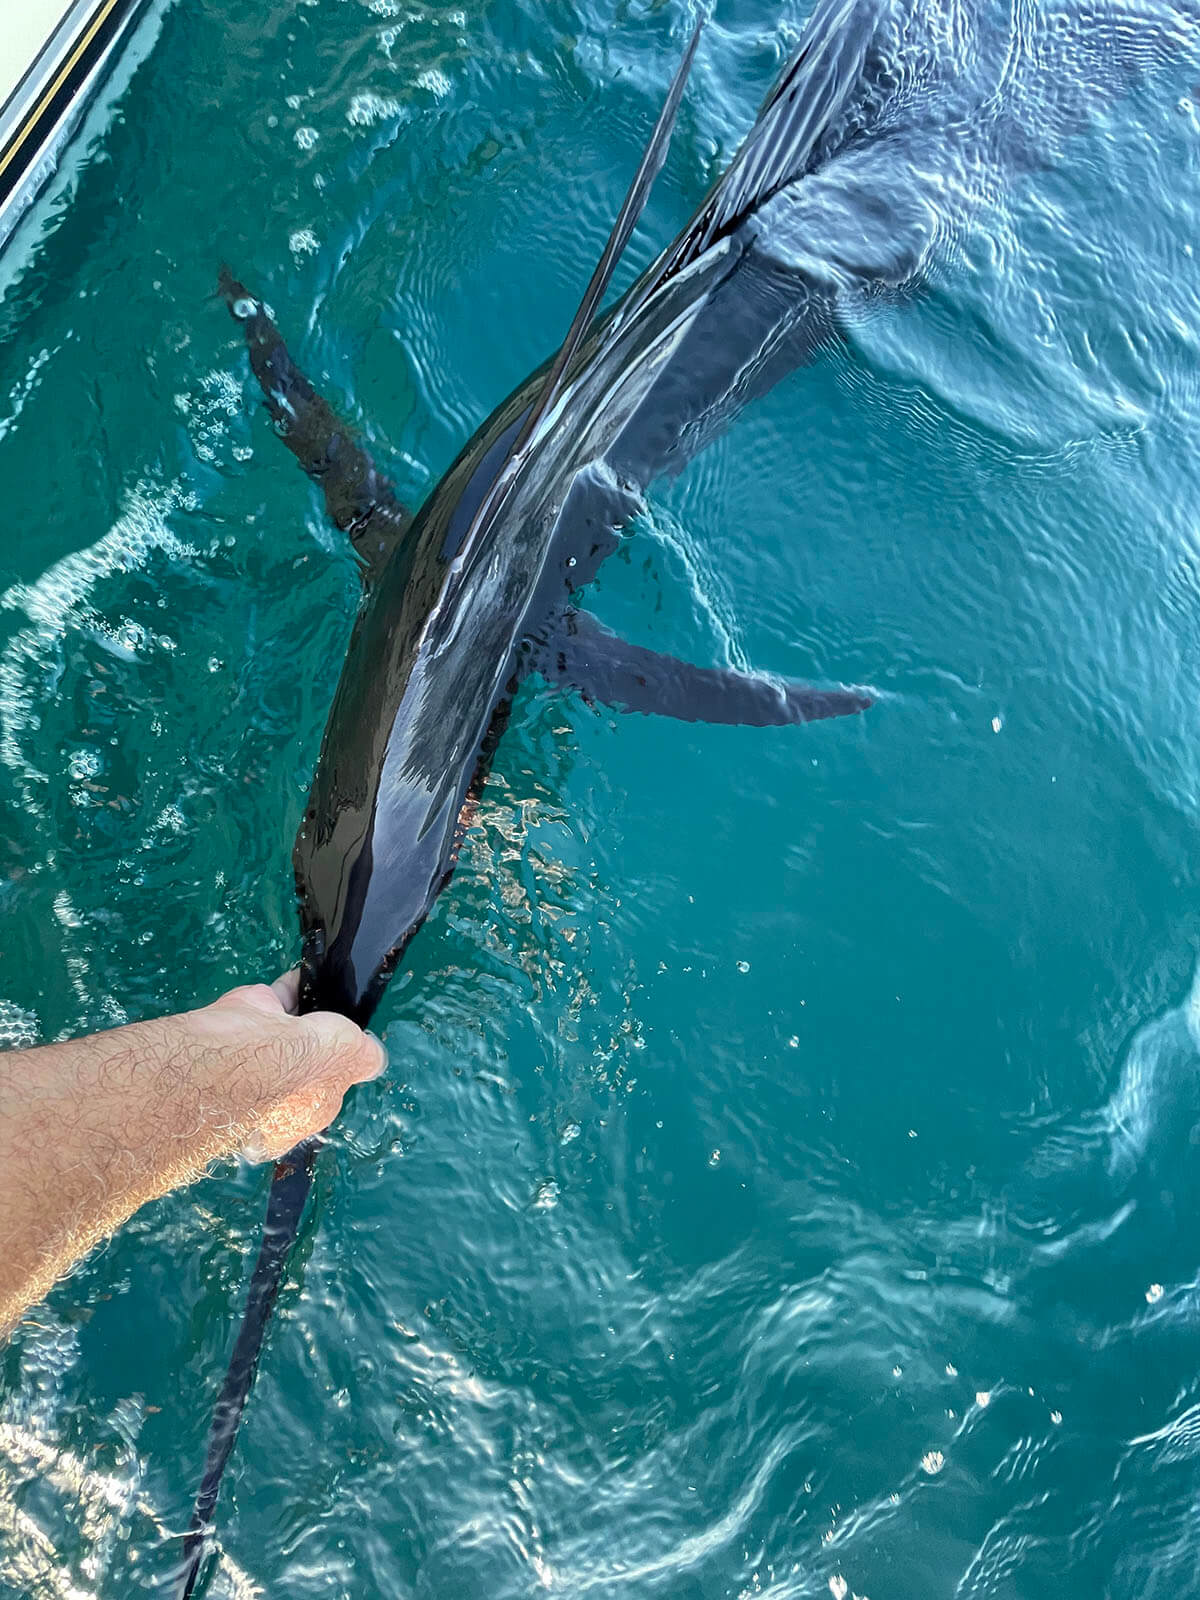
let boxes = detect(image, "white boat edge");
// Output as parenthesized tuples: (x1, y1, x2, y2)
(0, 0, 170, 285)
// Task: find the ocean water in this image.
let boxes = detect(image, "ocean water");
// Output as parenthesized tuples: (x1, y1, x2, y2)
(4, 0, 1200, 1595)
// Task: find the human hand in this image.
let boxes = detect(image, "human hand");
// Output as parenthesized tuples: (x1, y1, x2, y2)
(188, 972, 387, 1163)
(0, 974, 386, 1331)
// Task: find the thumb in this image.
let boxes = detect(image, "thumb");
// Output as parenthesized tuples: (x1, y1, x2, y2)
(299, 1011, 388, 1085)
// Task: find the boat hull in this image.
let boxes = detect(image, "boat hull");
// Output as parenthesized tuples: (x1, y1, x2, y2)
(0, 0, 152, 253)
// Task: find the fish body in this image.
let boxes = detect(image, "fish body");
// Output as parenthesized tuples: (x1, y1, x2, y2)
(295, 239, 860, 1023)
(294, 0, 885, 1022)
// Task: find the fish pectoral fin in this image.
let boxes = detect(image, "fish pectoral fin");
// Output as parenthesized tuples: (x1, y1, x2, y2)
(532, 611, 872, 726)
(218, 268, 411, 582)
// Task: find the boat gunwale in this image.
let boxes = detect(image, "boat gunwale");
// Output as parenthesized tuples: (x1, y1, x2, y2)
(0, 0, 148, 219)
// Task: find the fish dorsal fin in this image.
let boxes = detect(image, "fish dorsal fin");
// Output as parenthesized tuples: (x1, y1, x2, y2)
(662, 0, 874, 276)
(512, 14, 706, 456)
(432, 16, 706, 626)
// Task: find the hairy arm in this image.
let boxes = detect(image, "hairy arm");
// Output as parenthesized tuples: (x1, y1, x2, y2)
(0, 974, 384, 1334)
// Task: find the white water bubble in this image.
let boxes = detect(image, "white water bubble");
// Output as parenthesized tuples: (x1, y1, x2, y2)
(105, 619, 146, 658)
(0, 1000, 39, 1048)
(155, 805, 186, 835)
(67, 749, 100, 781)
(347, 91, 407, 127)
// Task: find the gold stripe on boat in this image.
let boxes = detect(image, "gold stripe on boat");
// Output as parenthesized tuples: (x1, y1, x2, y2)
(0, 0, 125, 187)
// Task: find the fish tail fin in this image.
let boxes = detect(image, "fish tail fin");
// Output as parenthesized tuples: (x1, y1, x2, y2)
(171, 1137, 322, 1600)
(668, 0, 876, 272)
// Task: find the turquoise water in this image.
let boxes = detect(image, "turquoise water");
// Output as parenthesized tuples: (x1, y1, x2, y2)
(5, 0, 1200, 1594)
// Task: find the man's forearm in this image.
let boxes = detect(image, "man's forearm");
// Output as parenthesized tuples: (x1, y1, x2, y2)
(1, 1016, 253, 1329)
(0, 983, 384, 1333)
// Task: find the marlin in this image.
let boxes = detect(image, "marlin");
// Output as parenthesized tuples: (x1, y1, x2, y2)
(163, 0, 1200, 1584)
(173, 0, 1200, 1580)
(173, 4, 889, 1591)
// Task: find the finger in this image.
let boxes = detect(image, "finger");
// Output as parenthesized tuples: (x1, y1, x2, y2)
(206, 982, 283, 1019)
(354, 1029, 388, 1083)
(300, 1012, 387, 1082)
(270, 969, 301, 1015)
